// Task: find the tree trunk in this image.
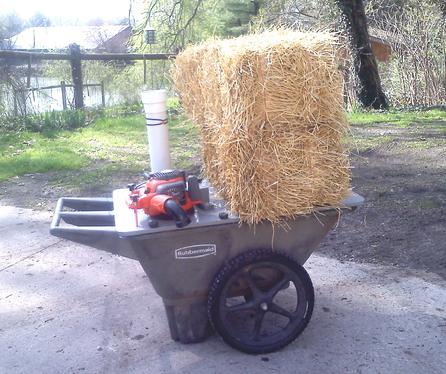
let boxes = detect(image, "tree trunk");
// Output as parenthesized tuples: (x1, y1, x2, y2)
(337, 0, 389, 109)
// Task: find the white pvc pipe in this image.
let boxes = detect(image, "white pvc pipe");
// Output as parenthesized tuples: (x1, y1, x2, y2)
(141, 89, 171, 172)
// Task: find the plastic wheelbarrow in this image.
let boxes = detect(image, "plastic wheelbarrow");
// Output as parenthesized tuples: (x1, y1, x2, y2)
(50, 188, 364, 354)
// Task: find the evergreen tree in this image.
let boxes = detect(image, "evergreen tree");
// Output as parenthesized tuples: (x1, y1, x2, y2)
(221, 0, 264, 36)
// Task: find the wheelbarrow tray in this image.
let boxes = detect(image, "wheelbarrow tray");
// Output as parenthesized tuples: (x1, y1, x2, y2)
(50, 189, 364, 343)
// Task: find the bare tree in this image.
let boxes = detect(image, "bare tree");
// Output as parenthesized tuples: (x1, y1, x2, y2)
(336, 0, 388, 109)
(0, 13, 27, 115)
(370, 1, 446, 106)
(138, 0, 205, 52)
(255, 0, 337, 29)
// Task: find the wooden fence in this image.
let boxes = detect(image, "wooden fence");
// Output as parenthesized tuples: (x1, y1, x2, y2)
(0, 44, 176, 110)
(13, 81, 105, 115)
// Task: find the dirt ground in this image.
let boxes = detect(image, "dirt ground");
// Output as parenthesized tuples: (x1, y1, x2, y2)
(320, 122, 446, 279)
(1, 122, 445, 279)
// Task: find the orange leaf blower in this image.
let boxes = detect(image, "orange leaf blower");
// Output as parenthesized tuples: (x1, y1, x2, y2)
(127, 170, 207, 228)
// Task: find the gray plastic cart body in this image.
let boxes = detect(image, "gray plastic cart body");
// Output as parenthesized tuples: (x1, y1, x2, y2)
(50, 188, 364, 344)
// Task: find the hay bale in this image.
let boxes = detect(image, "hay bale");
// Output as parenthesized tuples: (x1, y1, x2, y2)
(172, 30, 350, 224)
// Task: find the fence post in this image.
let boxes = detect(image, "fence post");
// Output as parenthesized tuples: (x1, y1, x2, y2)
(61, 81, 67, 110)
(23, 91, 27, 116)
(100, 81, 106, 107)
(13, 93, 18, 116)
(26, 55, 32, 88)
(69, 43, 84, 109)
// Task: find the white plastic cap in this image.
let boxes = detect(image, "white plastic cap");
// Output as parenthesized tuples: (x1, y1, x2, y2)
(141, 89, 167, 105)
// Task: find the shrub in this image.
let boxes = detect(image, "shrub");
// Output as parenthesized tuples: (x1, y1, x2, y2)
(0, 109, 87, 132)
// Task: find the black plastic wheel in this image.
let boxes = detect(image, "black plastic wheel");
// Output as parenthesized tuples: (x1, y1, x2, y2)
(208, 249, 314, 354)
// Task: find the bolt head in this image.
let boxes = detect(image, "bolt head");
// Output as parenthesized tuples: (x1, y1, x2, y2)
(218, 211, 229, 220)
(260, 302, 268, 311)
(149, 220, 159, 228)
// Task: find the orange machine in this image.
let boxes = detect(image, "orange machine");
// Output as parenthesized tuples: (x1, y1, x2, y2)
(127, 170, 204, 228)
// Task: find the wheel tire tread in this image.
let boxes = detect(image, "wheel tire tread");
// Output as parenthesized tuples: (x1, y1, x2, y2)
(207, 249, 314, 354)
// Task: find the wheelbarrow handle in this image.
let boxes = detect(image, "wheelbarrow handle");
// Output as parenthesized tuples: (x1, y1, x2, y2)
(51, 197, 115, 231)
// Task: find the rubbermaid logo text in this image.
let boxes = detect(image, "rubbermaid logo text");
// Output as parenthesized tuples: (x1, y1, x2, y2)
(175, 244, 217, 259)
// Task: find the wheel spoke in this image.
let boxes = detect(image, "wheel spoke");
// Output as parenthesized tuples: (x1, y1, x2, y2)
(226, 300, 255, 314)
(253, 312, 265, 340)
(269, 302, 293, 319)
(266, 275, 290, 299)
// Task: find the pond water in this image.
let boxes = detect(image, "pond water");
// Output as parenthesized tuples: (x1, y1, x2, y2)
(1, 77, 126, 114)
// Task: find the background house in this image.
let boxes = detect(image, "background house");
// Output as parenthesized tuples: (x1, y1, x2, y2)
(369, 27, 393, 62)
(6, 25, 131, 52)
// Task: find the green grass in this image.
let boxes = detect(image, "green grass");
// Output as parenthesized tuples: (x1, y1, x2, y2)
(347, 135, 393, 153)
(348, 109, 446, 127)
(2, 105, 445, 184)
(0, 132, 88, 181)
(0, 113, 200, 183)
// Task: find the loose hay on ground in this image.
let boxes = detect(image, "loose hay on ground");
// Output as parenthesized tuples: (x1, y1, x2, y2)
(172, 30, 350, 224)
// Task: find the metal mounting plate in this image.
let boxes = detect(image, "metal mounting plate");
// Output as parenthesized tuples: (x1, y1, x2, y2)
(113, 189, 238, 237)
(113, 189, 364, 238)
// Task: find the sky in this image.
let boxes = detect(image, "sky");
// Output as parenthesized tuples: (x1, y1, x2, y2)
(1, 0, 144, 24)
